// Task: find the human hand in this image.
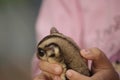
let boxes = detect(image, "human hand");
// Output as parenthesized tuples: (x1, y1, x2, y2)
(33, 48, 119, 80)
(66, 48, 119, 80)
(33, 60, 62, 80)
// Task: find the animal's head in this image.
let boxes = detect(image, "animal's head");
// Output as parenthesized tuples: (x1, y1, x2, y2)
(37, 27, 79, 62)
(37, 27, 63, 62)
(37, 43, 62, 62)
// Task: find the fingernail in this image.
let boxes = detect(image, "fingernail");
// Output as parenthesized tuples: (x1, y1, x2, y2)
(82, 49, 90, 54)
(66, 70, 72, 78)
(54, 76, 61, 80)
(54, 76, 58, 80)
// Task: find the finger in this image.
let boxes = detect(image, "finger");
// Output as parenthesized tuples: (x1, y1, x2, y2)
(33, 73, 48, 80)
(80, 48, 114, 71)
(66, 69, 90, 80)
(91, 69, 119, 80)
(39, 60, 62, 75)
(53, 76, 62, 80)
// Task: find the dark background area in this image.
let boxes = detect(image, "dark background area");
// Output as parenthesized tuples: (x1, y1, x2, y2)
(0, 0, 42, 80)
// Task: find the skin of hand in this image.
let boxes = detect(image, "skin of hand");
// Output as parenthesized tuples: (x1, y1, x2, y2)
(33, 60, 63, 80)
(33, 48, 120, 80)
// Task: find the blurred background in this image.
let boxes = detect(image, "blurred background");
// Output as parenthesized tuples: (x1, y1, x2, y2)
(0, 0, 42, 80)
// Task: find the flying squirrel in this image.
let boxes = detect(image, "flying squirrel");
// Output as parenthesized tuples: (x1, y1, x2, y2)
(37, 27, 90, 80)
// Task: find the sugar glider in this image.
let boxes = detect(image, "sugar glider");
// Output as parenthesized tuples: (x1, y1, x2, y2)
(37, 27, 90, 80)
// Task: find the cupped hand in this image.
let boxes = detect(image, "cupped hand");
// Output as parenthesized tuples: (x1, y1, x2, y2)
(66, 48, 119, 80)
(33, 48, 119, 80)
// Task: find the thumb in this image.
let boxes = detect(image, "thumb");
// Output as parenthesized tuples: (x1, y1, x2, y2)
(80, 48, 114, 72)
(66, 69, 90, 80)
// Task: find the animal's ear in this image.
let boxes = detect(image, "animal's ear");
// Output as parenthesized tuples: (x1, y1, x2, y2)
(50, 27, 59, 34)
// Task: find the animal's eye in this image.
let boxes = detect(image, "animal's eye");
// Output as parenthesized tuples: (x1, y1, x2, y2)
(38, 48, 45, 57)
(49, 54, 55, 57)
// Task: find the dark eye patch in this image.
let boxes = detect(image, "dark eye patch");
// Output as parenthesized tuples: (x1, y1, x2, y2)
(38, 48, 45, 57)
(49, 54, 55, 57)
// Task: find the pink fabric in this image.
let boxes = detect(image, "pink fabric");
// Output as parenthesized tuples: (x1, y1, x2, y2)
(33, 0, 120, 77)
